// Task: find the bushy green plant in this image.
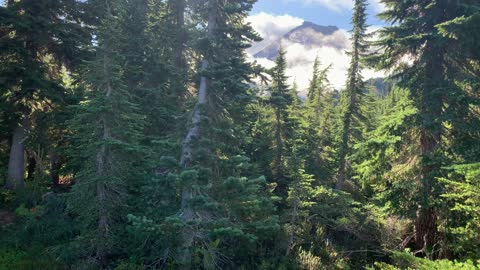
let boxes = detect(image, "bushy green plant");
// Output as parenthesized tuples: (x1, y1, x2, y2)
(0, 247, 64, 270)
(367, 251, 480, 270)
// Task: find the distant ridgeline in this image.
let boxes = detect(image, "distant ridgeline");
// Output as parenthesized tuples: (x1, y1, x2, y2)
(254, 21, 342, 60)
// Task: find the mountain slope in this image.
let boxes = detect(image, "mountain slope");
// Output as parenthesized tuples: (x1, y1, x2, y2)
(254, 21, 346, 60)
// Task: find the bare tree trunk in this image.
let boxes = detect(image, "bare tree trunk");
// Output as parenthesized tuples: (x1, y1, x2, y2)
(178, 0, 217, 267)
(6, 118, 29, 190)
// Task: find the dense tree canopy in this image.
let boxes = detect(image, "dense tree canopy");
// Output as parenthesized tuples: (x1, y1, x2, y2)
(0, 0, 479, 269)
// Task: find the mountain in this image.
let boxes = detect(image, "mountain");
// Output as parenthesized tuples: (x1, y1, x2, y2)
(254, 21, 345, 60)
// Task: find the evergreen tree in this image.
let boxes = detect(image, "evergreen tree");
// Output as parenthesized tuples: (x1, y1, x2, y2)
(307, 56, 321, 102)
(269, 47, 297, 199)
(158, 0, 279, 267)
(371, 0, 480, 255)
(66, 1, 144, 266)
(355, 87, 418, 206)
(336, 0, 369, 190)
(0, 0, 90, 190)
(0, 0, 479, 269)
(304, 59, 336, 182)
(306, 57, 331, 127)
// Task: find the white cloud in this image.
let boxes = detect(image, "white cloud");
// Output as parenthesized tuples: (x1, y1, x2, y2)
(285, 0, 386, 13)
(246, 12, 303, 55)
(369, 0, 386, 13)
(247, 13, 385, 96)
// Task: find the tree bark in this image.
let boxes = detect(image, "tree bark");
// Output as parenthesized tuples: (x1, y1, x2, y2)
(94, 53, 114, 267)
(178, 0, 217, 267)
(273, 108, 288, 198)
(50, 151, 61, 188)
(336, 111, 351, 190)
(6, 118, 29, 190)
(414, 45, 443, 255)
(26, 154, 36, 181)
(172, 0, 186, 70)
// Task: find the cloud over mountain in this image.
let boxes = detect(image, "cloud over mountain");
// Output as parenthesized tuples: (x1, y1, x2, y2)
(286, 0, 386, 12)
(247, 13, 384, 96)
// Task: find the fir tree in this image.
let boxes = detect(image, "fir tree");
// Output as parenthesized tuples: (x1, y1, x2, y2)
(269, 47, 297, 199)
(440, 163, 480, 259)
(304, 59, 336, 183)
(171, 0, 278, 268)
(372, 0, 480, 255)
(336, 0, 369, 190)
(0, 0, 90, 190)
(66, 1, 144, 266)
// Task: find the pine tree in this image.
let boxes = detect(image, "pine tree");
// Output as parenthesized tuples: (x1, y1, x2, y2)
(354, 87, 418, 203)
(336, 0, 369, 190)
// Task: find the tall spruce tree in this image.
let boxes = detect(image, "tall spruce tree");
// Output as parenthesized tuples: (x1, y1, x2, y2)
(173, 0, 278, 268)
(304, 59, 336, 182)
(372, 0, 480, 256)
(66, 0, 144, 266)
(306, 57, 331, 126)
(336, 0, 369, 190)
(269, 47, 297, 199)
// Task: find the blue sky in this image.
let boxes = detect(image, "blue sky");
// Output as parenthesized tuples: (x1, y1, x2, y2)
(251, 0, 386, 29)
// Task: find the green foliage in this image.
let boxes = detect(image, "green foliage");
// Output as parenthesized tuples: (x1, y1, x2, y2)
(0, 247, 64, 270)
(354, 87, 419, 213)
(336, 0, 370, 190)
(440, 163, 480, 259)
(0, 0, 479, 268)
(368, 251, 480, 270)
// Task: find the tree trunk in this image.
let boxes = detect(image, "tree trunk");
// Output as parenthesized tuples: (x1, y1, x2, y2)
(173, 0, 186, 70)
(273, 108, 286, 197)
(178, 1, 217, 267)
(6, 118, 29, 190)
(286, 194, 299, 256)
(414, 95, 442, 255)
(336, 85, 356, 190)
(50, 151, 61, 188)
(336, 118, 349, 190)
(95, 53, 114, 267)
(414, 39, 443, 256)
(336, 39, 359, 190)
(26, 155, 36, 181)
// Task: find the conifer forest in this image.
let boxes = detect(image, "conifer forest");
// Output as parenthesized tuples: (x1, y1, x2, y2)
(1, 0, 480, 269)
